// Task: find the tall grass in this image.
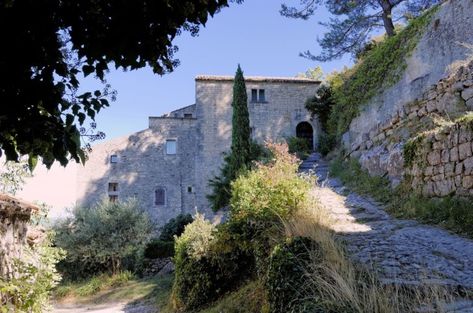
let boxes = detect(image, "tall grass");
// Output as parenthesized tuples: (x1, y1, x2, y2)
(53, 271, 134, 299)
(282, 201, 455, 313)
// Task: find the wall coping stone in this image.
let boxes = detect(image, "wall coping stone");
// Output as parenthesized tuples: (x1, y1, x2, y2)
(0, 194, 39, 220)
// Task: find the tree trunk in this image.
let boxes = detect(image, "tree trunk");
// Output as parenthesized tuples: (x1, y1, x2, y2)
(378, 0, 396, 37)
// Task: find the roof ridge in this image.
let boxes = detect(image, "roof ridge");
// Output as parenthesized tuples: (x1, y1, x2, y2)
(195, 75, 320, 83)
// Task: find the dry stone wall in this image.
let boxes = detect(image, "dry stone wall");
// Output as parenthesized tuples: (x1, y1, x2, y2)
(349, 61, 473, 199)
(406, 116, 473, 197)
(342, 0, 473, 193)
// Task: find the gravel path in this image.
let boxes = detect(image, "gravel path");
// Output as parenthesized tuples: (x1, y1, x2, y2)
(300, 153, 473, 312)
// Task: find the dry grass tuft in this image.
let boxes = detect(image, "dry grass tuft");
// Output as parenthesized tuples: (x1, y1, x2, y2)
(282, 196, 457, 313)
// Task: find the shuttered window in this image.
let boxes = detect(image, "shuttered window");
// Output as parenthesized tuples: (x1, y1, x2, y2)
(155, 188, 165, 205)
(258, 89, 265, 102)
(251, 89, 258, 102)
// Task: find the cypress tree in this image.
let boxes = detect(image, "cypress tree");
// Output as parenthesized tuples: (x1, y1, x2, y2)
(208, 65, 252, 211)
(229, 65, 251, 178)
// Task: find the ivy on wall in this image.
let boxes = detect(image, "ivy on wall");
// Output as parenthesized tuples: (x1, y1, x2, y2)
(327, 7, 439, 141)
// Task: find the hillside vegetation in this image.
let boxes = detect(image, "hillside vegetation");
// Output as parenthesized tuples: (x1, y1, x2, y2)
(159, 143, 454, 313)
(311, 7, 439, 153)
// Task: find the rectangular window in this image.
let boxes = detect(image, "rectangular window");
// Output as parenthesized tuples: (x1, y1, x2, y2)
(108, 182, 118, 192)
(251, 89, 258, 102)
(187, 186, 193, 193)
(155, 188, 165, 205)
(109, 195, 118, 203)
(184, 113, 193, 118)
(258, 89, 265, 102)
(166, 139, 177, 155)
(110, 155, 118, 163)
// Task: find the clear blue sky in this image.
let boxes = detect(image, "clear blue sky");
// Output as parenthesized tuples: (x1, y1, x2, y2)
(80, 1, 351, 140)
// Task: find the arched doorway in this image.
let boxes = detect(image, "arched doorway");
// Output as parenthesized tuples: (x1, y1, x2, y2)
(296, 122, 314, 150)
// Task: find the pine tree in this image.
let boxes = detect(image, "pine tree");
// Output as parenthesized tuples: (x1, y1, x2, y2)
(208, 65, 252, 211)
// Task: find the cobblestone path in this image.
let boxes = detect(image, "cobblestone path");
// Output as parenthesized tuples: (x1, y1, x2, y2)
(300, 153, 473, 312)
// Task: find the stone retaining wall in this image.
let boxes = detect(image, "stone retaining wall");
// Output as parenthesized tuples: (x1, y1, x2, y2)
(348, 60, 473, 189)
(406, 119, 473, 197)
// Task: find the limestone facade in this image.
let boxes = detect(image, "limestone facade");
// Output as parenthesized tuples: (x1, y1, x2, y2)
(76, 76, 320, 226)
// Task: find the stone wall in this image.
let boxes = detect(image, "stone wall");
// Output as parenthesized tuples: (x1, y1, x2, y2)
(76, 117, 200, 226)
(342, 0, 473, 189)
(352, 61, 473, 194)
(406, 117, 473, 197)
(0, 194, 38, 278)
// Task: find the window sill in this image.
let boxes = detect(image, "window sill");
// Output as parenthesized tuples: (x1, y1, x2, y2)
(250, 101, 268, 104)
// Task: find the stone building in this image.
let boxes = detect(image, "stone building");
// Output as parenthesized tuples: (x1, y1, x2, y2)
(76, 75, 320, 225)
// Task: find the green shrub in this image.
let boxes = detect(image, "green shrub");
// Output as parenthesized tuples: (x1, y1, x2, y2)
(231, 142, 313, 223)
(143, 240, 175, 259)
(54, 198, 152, 280)
(159, 213, 194, 242)
(287, 136, 311, 160)
(208, 141, 271, 212)
(403, 135, 426, 168)
(305, 85, 335, 134)
(173, 143, 318, 312)
(228, 142, 316, 276)
(198, 280, 267, 313)
(171, 214, 253, 311)
(266, 237, 322, 313)
(318, 133, 336, 156)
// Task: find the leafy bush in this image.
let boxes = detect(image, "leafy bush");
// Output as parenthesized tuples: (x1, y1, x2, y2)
(318, 133, 336, 156)
(228, 142, 316, 276)
(171, 214, 253, 311)
(144, 214, 194, 260)
(144, 240, 175, 259)
(305, 85, 335, 133)
(198, 280, 267, 313)
(287, 136, 311, 160)
(54, 198, 152, 279)
(266, 237, 323, 313)
(159, 213, 194, 242)
(0, 232, 65, 313)
(172, 143, 317, 312)
(208, 141, 271, 212)
(231, 142, 312, 222)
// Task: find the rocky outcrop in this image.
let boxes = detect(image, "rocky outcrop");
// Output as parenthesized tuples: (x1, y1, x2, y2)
(342, 0, 473, 195)
(0, 194, 39, 278)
